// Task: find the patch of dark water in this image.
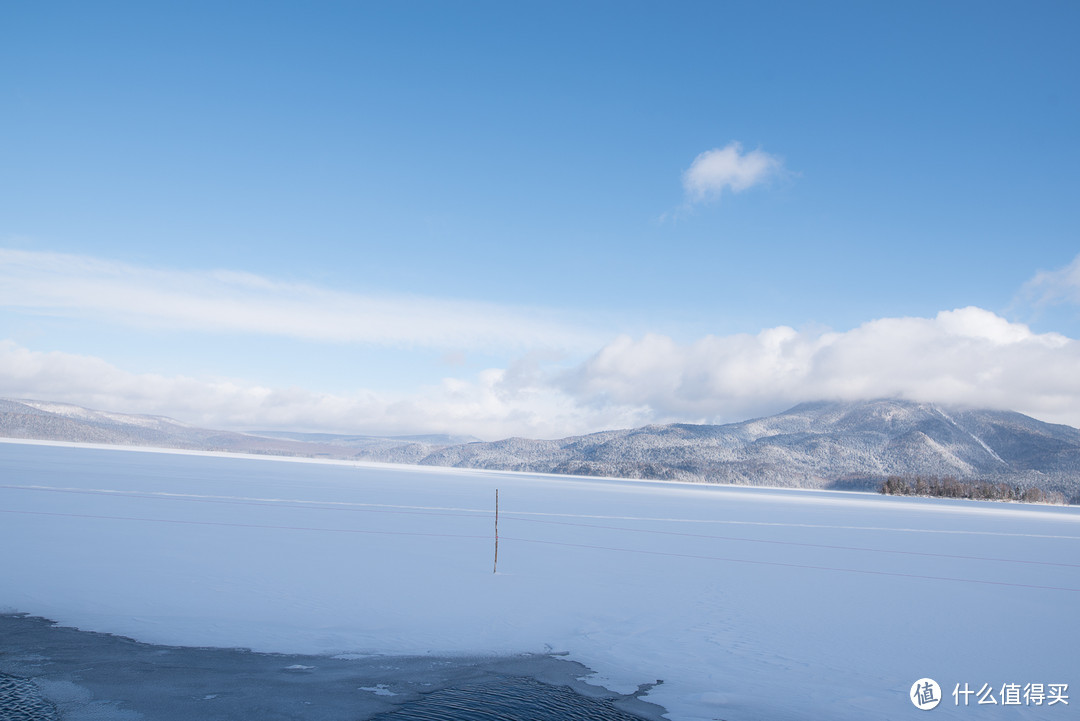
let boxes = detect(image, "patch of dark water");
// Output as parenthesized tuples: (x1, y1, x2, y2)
(0, 614, 666, 721)
(371, 675, 645, 720)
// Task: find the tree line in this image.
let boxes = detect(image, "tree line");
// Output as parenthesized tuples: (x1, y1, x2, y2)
(879, 475, 1068, 505)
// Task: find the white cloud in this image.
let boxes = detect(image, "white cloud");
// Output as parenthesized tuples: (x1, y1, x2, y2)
(1020, 253, 1080, 307)
(0, 249, 598, 351)
(562, 307, 1080, 427)
(0, 340, 645, 440)
(3, 308, 1080, 438)
(682, 142, 786, 203)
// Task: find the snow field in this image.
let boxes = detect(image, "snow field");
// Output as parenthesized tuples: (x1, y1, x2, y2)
(1, 441, 1078, 720)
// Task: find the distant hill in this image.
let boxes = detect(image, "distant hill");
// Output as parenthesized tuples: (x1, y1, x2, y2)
(420, 400, 1080, 498)
(2, 397, 1078, 500)
(0, 398, 454, 462)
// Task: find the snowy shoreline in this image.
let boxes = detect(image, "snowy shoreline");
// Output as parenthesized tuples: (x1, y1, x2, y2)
(6, 435, 1077, 516)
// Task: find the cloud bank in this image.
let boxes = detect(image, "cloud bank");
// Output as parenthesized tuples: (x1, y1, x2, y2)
(682, 142, 786, 203)
(0, 341, 647, 440)
(0, 249, 598, 351)
(3, 307, 1079, 439)
(564, 307, 1075, 425)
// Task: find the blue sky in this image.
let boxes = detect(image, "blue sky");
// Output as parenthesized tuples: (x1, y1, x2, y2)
(2, 1, 1080, 438)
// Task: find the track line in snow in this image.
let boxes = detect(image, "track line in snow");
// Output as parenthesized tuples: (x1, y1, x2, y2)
(0, 508, 490, 541)
(498, 514, 1080, 568)
(2, 483, 1071, 567)
(499, 536, 1080, 593)
(3, 507, 1075, 592)
(505, 513, 1080, 540)
(3, 484, 1078, 541)
(0, 484, 492, 517)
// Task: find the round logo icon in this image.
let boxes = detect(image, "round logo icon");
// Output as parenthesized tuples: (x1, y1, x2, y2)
(911, 678, 942, 710)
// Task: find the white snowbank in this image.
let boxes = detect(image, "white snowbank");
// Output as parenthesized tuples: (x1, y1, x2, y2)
(1, 441, 1077, 720)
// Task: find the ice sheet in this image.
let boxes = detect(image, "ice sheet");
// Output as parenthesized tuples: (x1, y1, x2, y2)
(1, 441, 1077, 720)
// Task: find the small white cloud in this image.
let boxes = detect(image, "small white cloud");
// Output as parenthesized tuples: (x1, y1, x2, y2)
(682, 142, 786, 203)
(1020, 253, 1080, 307)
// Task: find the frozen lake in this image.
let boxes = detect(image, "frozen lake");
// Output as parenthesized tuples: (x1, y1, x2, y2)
(1, 440, 1078, 720)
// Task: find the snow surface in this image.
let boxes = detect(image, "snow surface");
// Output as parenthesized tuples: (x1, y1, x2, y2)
(1, 440, 1078, 720)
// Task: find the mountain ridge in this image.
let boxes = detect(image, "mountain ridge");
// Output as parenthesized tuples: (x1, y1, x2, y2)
(2, 397, 1078, 499)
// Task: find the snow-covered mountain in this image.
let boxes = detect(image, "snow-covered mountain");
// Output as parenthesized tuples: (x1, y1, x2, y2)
(2, 397, 1078, 498)
(422, 400, 1080, 497)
